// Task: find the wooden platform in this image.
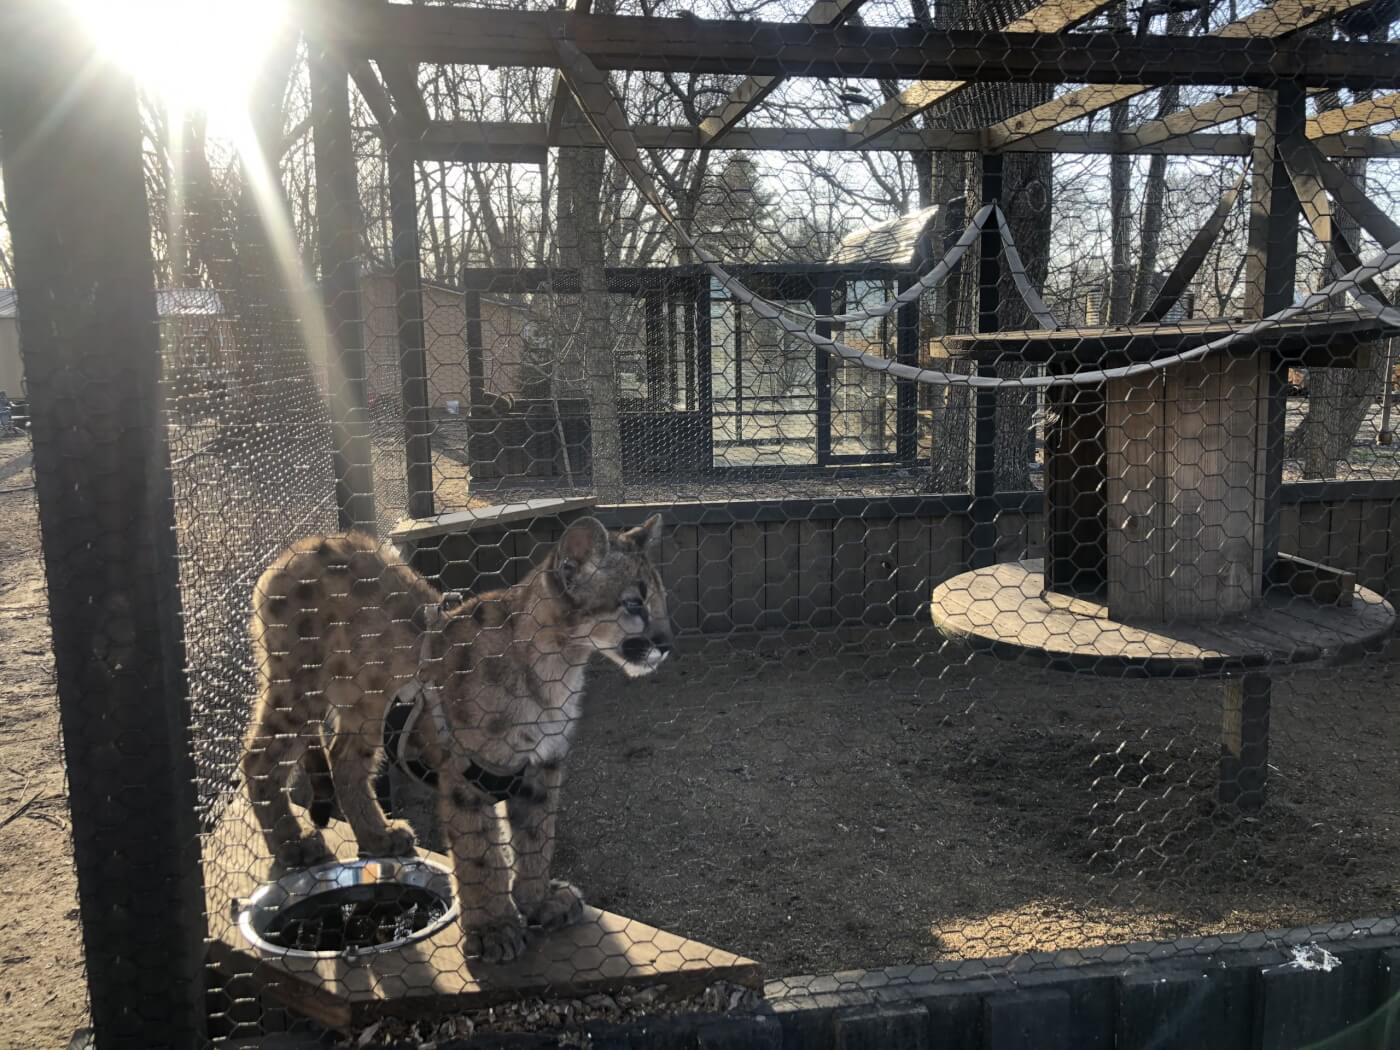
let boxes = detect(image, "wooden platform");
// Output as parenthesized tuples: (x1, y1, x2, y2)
(935, 312, 1393, 367)
(205, 795, 760, 1030)
(389, 496, 596, 543)
(929, 559, 1396, 677)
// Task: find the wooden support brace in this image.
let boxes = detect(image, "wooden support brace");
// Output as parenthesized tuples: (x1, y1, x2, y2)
(1280, 134, 1400, 248)
(347, 57, 397, 134)
(986, 0, 1378, 149)
(700, 0, 869, 146)
(1136, 166, 1248, 323)
(846, 0, 1116, 145)
(377, 56, 431, 135)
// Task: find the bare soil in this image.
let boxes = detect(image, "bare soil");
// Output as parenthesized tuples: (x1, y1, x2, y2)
(550, 631, 1400, 981)
(0, 435, 88, 1048)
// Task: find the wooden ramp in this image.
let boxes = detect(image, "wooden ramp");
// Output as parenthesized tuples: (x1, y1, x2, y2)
(206, 795, 760, 1030)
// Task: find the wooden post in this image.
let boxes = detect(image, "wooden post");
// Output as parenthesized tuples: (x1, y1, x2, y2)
(896, 273, 920, 464)
(970, 153, 1002, 568)
(1250, 85, 1303, 583)
(0, 5, 208, 1042)
(388, 141, 435, 520)
(1220, 674, 1272, 810)
(697, 277, 716, 468)
(1217, 84, 1302, 812)
(1044, 381, 1106, 597)
(310, 45, 378, 533)
(814, 275, 835, 464)
(465, 288, 487, 410)
(644, 288, 666, 410)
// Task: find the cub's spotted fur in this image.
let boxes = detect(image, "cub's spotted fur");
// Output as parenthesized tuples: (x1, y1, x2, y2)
(241, 515, 672, 962)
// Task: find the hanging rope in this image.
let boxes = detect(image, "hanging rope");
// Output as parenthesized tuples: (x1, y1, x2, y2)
(550, 35, 1400, 389)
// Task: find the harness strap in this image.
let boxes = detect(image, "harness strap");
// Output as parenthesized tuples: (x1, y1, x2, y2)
(387, 627, 530, 804)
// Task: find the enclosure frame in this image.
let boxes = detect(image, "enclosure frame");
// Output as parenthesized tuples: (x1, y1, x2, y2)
(3, 0, 1400, 1045)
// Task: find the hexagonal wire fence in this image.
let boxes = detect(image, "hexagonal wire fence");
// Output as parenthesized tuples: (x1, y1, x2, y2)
(3, 0, 1400, 1045)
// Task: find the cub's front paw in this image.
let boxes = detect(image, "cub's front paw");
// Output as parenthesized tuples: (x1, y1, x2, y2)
(523, 880, 585, 932)
(357, 821, 417, 857)
(275, 833, 333, 870)
(465, 913, 528, 964)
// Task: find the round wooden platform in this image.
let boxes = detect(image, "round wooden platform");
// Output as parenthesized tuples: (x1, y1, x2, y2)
(930, 559, 1396, 677)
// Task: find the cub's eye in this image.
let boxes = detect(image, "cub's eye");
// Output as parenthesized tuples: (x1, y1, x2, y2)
(622, 596, 646, 616)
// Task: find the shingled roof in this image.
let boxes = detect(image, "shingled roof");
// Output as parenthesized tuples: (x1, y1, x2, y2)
(826, 203, 945, 268)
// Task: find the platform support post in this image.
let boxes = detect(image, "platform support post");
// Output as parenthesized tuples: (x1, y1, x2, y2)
(970, 152, 1001, 568)
(1220, 673, 1271, 811)
(1214, 85, 1301, 814)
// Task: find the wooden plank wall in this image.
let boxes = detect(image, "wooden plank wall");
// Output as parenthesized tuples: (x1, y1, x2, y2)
(427, 508, 970, 632)
(419, 493, 1399, 636)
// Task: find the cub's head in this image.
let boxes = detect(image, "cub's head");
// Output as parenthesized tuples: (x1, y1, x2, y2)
(549, 514, 672, 678)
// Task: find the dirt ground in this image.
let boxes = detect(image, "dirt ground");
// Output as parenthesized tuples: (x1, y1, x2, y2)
(2, 423, 1399, 1045)
(0, 435, 88, 1048)
(551, 632, 1400, 979)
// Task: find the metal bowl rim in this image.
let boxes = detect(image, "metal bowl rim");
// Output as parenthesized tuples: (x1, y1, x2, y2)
(237, 855, 458, 960)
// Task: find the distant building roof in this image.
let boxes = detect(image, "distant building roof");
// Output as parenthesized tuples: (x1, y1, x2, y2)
(827, 203, 945, 268)
(0, 288, 224, 320)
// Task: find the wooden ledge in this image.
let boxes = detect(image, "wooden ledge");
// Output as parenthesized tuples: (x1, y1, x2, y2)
(390, 497, 597, 543)
(206, 794, 759, 1029)
(930, 558, 1396, 677)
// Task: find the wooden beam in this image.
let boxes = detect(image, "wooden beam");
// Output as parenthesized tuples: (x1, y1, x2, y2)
(1281, 133, 1400, 247)
(846, 0, 1115, 145)
(699, 0, 868, 146)
(347, 57, 396, 134)
(1124, 88, 1397, 151)
(293, 0, 1400, 89)
(546, 0, 593, 147)
(1288, 159, 1393, 305)
(1306, 91, 1400, 138)
(376, 57, 430, 135)
(410, 120, 1400, 159)
(1136, 167, 1248, 323)
(985, 0, 1380, 148)
(1127, 89, 1261, 148)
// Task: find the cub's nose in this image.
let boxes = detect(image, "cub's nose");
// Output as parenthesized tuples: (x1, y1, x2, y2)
(651, 624, 674, 656)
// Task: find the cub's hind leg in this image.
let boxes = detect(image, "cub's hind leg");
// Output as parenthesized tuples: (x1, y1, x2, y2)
(241, 682, 332, 868)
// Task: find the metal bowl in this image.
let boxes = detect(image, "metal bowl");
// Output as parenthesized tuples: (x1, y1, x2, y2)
(237, 857, 458, 960)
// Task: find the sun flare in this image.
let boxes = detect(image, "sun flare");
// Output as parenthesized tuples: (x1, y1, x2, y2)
(64, 0, 288, 118)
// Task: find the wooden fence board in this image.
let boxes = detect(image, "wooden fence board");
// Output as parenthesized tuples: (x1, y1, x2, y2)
(798, 519, 835, 629)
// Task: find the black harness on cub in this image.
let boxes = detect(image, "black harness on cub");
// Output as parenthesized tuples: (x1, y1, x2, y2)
(382, 688, 530, 804)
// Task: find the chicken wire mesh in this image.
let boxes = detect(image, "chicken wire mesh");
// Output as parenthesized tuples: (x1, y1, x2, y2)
(4, 0, 1400, 1046)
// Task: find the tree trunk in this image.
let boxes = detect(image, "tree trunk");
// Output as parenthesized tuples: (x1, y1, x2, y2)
(992, 148, 1052, 491)
(1131, 88, 1182, 317)
(927, 151, 972, 492)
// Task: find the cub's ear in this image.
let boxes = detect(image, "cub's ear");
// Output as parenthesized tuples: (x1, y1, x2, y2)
(618, 513, 663, 551)
(555, 517, 610, 593)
